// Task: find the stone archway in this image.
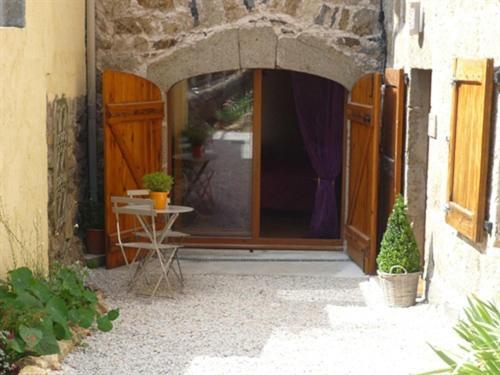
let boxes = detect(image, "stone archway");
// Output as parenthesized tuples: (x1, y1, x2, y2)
(145, 15, 382, 92)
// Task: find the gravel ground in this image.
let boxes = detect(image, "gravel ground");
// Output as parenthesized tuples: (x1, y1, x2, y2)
(57, 263, 457, 375)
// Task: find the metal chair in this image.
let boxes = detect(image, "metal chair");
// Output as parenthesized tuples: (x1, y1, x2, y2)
(111, 196, 182, 298)
(126, 189, 189, 241)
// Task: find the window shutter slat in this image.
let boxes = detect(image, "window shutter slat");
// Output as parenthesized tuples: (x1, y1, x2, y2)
(446, 58, 494, 242)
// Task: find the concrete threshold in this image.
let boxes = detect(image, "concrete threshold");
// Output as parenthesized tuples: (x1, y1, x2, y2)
(178, 248, 350, 262)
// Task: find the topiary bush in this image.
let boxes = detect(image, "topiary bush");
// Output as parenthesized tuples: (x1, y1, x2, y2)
(376, 195, 421, 274)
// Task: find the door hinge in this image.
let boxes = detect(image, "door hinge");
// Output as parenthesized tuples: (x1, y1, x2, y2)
(404, 74, 410, 86)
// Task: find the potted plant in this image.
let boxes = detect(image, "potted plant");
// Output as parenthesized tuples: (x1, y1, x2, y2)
(182, 124, 211, 158)
(376, 195, 421, 307)
(80, 200, 105, 255)
(143, 171, 174, 209)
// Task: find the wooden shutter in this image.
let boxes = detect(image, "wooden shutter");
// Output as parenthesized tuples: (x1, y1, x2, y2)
(345, 73, 383, 274)
(378, 69, 406, 243)
(103, 70, 164, 268)
(446, 58, 494, 242)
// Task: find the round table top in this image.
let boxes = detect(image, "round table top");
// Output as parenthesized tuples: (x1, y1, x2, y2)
(155, 205, 194, 214)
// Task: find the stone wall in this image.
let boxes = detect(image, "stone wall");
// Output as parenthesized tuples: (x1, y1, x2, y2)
(47, 96, 87, 265)
(96, 0, 385, 90)
(384, 0, 500, 311)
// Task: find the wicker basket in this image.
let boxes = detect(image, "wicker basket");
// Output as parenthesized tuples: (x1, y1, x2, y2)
(377, 265, 420, 307)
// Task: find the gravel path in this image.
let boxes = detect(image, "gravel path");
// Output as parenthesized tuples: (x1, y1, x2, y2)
(58, 263, 456, 375)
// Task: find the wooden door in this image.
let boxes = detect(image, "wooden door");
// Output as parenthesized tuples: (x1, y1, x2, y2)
(378, 69, 406, 243)
(345, 73, 382, 274)
(103, 70, 164, 268)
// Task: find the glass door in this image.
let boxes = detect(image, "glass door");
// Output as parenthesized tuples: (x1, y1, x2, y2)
(168, 70, 255, 237)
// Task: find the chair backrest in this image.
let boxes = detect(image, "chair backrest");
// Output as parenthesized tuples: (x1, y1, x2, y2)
(127, 189, 150, 198)
(111, 196, 156, 217)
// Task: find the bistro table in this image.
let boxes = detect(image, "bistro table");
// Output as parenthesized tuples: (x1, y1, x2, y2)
(113, 197, 193, 298)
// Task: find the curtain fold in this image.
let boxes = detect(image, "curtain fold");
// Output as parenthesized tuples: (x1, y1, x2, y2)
(291, 72, 345, 238)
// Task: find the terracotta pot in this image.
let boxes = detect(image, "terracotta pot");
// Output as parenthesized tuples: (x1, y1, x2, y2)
(191, 144, 204, 159)
(86, 228, 105, 255)
(149, 191, 169, 209)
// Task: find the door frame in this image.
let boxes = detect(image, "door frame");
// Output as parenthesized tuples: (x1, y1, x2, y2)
(166, 69, 345, 250)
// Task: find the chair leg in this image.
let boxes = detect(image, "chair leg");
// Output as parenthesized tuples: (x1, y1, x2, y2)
(151, 249, 174, 298)
(175, 254, 184, 285)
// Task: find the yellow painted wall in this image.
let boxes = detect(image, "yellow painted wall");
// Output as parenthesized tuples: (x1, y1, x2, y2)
(0, 0, 86, 277)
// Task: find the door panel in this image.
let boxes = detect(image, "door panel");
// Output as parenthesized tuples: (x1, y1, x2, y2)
(378, 69, 405, 244)
(103, 70, 164, 268)
(345, 73, 382, 274)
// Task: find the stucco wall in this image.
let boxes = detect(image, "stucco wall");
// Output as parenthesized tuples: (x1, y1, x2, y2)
(0, 0, 86, 277)
(384, 0, 500, 310)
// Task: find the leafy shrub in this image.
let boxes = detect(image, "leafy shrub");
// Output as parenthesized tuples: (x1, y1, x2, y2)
(376, 195, 420, 273)
(143, 172, 174, 192)
(0, 265, 119, 364)
(182, 125, 211, 146)
(215, 91, 253, 125)
(422, 296, 500, 374)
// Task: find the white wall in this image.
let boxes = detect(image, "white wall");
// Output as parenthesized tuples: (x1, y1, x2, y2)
(384, 0, 500, 310)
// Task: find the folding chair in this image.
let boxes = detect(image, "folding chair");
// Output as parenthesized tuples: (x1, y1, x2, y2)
(111, 196, 182, 298)
(126, 189, 190, 242)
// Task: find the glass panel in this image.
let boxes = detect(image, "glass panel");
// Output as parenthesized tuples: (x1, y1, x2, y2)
(169, 70, 254, 237)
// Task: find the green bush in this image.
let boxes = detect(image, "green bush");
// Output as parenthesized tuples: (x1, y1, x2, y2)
(376, 195, 421, 274)
(143, 172, 174, 192)
(182, 125, 211, 146)
(421, 296, 500, 374)
(0, 264, 119, 366)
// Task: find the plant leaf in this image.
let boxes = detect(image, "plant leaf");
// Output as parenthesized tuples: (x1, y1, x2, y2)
(107, 309, 119, 322)
(96, 315, 113, 332)
(19, 325, 43, 349)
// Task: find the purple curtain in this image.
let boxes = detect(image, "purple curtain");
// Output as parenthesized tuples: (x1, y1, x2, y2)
(291, 72, 345, 238)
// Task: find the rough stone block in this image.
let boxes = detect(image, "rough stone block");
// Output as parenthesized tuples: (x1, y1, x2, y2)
(276, 32, 365, 90)
(148, 28, 241, 91)
(239, 24, 277, 69)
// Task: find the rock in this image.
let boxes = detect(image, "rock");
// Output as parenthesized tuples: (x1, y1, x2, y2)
(138, 0, 174, 10)
(338, 9, 350, 30)
(239, 24, 277, 69)
(58, 339, 75, 359)
(152, 38, 177, 50)
(114, 17, 142, 35)
(19, 365, 49, 375)
(351, 8, 377, 36)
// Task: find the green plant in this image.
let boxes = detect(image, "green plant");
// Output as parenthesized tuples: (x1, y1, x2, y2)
(0, 265, 119, 362)
(215, 91, 253, 125)
(143, 172, 174, 192)
(0, 331, 17, 375)
(421, 296, 500, 374)
(182, 125, 211, 146)
(376, 195, 421, 274)
(79, 200, 104, 230)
